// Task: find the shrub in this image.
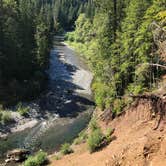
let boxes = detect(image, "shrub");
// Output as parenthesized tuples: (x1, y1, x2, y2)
(24, 151, 48, 166)
(17, 103, 30, 116)
(127, 84, 145, 95)
(89, 118, 98, 131)
(92, 82, 116, 110)
(113, 99, 124, 115)
(73, 130, 88, 145)
(65, 32, 75, 42)
(60, 143, 73, 155)
(92, 82, 106, 109)
(54, 155, 62, 160)
(0, 111, 13, 125)
(87, 129, 104, 153)
(105, 128, 114, 142)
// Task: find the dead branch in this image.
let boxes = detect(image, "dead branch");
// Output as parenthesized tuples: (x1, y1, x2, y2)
(138, 63, 166, 70)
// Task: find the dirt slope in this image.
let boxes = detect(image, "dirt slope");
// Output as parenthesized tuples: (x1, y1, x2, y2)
(49, 98, 166, 166)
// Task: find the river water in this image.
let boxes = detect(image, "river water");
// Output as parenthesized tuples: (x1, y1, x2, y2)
(0, 36, 94, 163)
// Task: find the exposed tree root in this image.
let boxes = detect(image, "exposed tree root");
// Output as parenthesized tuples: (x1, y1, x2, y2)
(101, 94, 166, 130)
(130, 94, 166, 130)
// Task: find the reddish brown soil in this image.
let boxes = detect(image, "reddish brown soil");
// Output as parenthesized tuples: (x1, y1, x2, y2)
(49, 99, 166, 166)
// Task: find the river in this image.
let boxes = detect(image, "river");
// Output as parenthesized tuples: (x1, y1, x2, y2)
(0, 36, 94, 163)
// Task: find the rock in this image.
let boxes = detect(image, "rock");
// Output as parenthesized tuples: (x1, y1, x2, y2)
(6, 149, 30, 163)
(65, 100, 72, 104)
(100, 109, 116, 123)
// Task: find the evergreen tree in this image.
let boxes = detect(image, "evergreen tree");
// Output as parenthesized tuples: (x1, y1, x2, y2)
(0, 0, 53, 105)
(66, 0, 166, 112)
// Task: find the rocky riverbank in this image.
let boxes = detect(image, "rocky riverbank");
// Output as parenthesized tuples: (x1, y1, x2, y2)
(0, 35, 93, 141)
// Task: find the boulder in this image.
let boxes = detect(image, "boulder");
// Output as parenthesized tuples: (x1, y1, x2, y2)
(6, 149, 30, 163)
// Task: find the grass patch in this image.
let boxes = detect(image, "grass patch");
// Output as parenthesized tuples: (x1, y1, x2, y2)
(17, 103, 30, 116)
(87, 128, 104, 153)
(23, 151, 48, 166)
(0, 110, 13, 125)
(105, 128, 114, 142)
(89, 118, 99, 131)
(73, 129, 88, 145)
(53, 155, 62, 160)
(60, 143, 73, 155)
(87, 119, 114, 153)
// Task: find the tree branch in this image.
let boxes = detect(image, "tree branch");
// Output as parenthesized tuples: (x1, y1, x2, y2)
(138, 63, 166, 70)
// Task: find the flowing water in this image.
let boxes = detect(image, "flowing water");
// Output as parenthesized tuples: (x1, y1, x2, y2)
(0, 36, 94, 163)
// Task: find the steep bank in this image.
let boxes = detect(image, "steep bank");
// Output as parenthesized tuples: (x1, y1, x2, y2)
(49, 95, 166, 166)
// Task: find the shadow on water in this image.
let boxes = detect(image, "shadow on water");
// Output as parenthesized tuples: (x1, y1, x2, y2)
(39, 35, 94, 118)
(39, 78, 94, 118)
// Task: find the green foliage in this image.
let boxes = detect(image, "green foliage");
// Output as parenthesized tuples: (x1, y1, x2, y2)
(54, 155, 62, 160)
(0, 0, 52, 105)
(92, 82, 107, 109)
(127, 84, 145, 96)
(66, 0, 166, 112)
(87, 128, 104, 153)
(73, 129, 88, 145)
(16, 103, 30, 116)
(35, 8, 51, 69)
(52, 0, 95, 29)
(60, 143, 73, 155)
(65, 32, 75, 42)
(112, 99, 125, 115)
(87, 119, 113, 153)
(0, 110, 13, 125)
(75, 13, 92, 42)
(156, 10, 166, 25)
(105, 128, 114, 142)
(92, 81, 117, 110)
(23, 151, 48, 166)
(1, 0, 165, 118)
(89, 118, 99, 131)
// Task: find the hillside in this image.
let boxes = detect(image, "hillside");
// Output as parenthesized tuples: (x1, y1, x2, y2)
(49, 93, 166, 166)
(0, 0, 166, 166)
(47, 1, 166, 165)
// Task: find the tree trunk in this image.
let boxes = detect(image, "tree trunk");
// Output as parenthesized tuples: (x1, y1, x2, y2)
(113, 0, 117, 41)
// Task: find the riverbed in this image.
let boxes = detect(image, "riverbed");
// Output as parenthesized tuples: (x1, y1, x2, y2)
(0, 36, 94, 163)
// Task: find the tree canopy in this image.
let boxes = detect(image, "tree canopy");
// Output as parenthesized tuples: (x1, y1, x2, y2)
(0, 0, 53, 105)
(66, 0, 166, 112)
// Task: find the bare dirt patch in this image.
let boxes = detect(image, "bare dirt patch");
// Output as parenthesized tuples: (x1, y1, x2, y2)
(49, 98, 166, 166)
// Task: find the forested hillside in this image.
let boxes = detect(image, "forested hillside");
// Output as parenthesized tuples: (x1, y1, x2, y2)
(0, 0, 165, 122)
(0, 0, 166, 165)
(52, 0, 95, 29)
(0, 0, 88, 105)
(50, 1, 166, 165)
(66, 0, 166, 113)
(0, 0, 53, 105)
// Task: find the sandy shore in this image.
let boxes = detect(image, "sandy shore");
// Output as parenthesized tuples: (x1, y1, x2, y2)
(62, 42, 93, 96)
